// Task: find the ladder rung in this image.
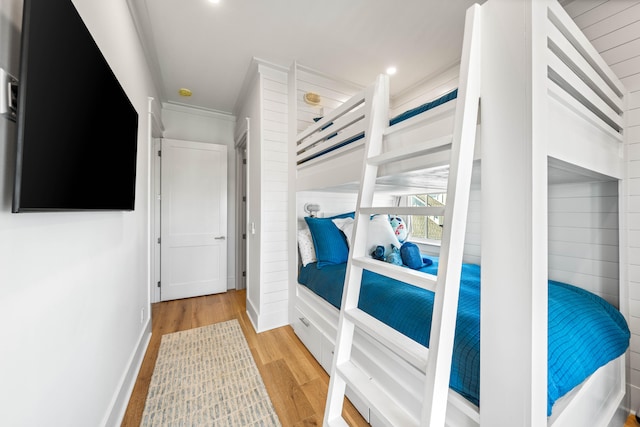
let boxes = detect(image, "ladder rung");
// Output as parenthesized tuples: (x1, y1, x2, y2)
(344, 308, 429, 371)
(368, 135, 452, 166)
(336, 360, 419, 427)
(352, 257, 437, 293)
(359, 206, 445, 217)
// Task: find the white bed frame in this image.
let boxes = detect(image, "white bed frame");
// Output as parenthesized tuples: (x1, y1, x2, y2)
(287, 0, 628, 425)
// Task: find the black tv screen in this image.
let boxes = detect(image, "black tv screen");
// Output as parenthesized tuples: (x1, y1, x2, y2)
(13, 0, 139, 212)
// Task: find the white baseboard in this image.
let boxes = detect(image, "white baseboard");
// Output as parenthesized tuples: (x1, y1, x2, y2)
(101, 318, 152, 427)
(245, 296, 288, 333)
(246, 297, 260, 332)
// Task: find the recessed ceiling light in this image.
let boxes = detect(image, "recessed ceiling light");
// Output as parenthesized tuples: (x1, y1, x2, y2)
(208, 0, 220, 4)
(386, 66, 397, 76)
(178, 88, 192, 97)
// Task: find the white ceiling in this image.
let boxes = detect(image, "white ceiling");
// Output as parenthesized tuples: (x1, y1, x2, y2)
(128, 0, 484, 115)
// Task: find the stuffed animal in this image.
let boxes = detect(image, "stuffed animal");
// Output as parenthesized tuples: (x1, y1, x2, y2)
(389, 216, 408, 243)
(400, 242, 433, 269)
(385, 246, 402, 265)
(371, 245, 386, 261)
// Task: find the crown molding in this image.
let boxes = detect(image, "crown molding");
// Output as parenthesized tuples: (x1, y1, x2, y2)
(162, 101, 236, 122)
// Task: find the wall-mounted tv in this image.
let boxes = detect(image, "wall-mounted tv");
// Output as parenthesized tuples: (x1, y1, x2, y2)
(13, 0, 139, 212)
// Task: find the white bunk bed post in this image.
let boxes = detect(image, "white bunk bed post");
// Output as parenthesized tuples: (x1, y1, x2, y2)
(480, 0, 549, 424)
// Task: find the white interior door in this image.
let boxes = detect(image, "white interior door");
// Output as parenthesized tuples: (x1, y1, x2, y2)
(160, 138, 227, 301)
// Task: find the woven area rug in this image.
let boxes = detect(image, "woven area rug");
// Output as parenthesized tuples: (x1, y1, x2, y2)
(141, 319, 281, 426)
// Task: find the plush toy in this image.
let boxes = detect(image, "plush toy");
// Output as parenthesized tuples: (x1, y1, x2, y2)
(385, 246, 402, 266)
(400, 242, 433, 269)
(389, 216, 408, 243)
(371, 245, 386, 261)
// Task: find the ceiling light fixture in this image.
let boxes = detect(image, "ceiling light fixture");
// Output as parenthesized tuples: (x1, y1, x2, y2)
(386, 66, 397, 76)
(208, 0, 220, 4)
(178, 88, 192, 97)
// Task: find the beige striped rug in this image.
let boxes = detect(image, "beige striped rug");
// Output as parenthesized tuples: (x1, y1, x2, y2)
(141, 319, 281, 426)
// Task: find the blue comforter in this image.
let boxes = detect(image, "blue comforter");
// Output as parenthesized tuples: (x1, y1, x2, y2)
(298, 257, 629, 416)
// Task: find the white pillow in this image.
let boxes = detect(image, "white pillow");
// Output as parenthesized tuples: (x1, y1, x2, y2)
(297, 228, 317, 266)
(332, 215, 401, 255)
(331, 217, 354, 246)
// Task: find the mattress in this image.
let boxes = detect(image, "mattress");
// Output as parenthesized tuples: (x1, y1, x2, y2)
(297, 257, 629, 416)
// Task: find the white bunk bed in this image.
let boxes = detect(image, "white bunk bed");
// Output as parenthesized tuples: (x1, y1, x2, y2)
(287, 1, 629, 426)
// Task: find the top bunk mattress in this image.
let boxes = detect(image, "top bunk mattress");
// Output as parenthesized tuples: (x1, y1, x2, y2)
(297, 257, 629, 416)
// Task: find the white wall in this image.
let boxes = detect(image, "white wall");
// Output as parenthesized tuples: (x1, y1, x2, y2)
(161, 103, 237, 291)
(234, 68, 262, 326)
(0, 0, 158, 425)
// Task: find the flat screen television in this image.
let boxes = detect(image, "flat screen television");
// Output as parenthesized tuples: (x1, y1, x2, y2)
(13, 0, 139, 212)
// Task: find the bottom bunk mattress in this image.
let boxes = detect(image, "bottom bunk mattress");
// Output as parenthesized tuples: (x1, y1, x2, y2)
(297, 257, 629, 416)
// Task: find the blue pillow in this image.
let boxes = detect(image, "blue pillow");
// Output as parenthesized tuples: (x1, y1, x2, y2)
(305, 212, 354, 269)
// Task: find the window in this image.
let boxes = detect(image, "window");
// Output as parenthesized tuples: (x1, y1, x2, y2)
(407, 193, 446, 241)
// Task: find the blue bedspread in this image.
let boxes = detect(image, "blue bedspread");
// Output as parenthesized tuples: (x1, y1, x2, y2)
(298, 257, 629, 416)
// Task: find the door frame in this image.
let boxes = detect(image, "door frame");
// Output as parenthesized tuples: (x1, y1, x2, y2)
(235, 118, 250, 290)
(149, 97, 164, 304)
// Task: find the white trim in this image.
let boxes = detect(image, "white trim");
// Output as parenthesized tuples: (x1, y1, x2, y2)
(101, 320, 152, 427)
(162, 101, 236, 121)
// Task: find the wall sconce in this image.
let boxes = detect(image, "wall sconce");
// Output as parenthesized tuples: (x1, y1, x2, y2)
(304, 92, 321, 106)
(304, 203, 321, 217)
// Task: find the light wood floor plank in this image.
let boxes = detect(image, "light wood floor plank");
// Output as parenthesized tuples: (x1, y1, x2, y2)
(121, 290, 368, 426)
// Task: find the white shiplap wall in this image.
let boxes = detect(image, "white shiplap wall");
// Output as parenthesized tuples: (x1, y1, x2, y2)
(548, 181, 620, 307)
(295, 66, 362, 135)
(564, 0, 640, 413)
(258, 65, 290, 331)
(235, 61, 290, 332)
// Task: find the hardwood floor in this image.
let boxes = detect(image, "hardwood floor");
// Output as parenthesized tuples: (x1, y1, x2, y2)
(121, 290, 368, 426)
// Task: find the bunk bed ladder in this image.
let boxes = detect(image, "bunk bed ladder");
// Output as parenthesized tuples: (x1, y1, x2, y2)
(323, 4, 482, 427)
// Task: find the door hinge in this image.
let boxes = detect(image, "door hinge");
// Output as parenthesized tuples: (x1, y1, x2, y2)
(242, 233, 246, 239)
(243, 159, 246, 165)
(242, 271, 246, 277)
(157, 237, 161, 244)
(157, 150, 161, 157)
(157, 281, 161, 288)
(242, 196, 246, 202)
